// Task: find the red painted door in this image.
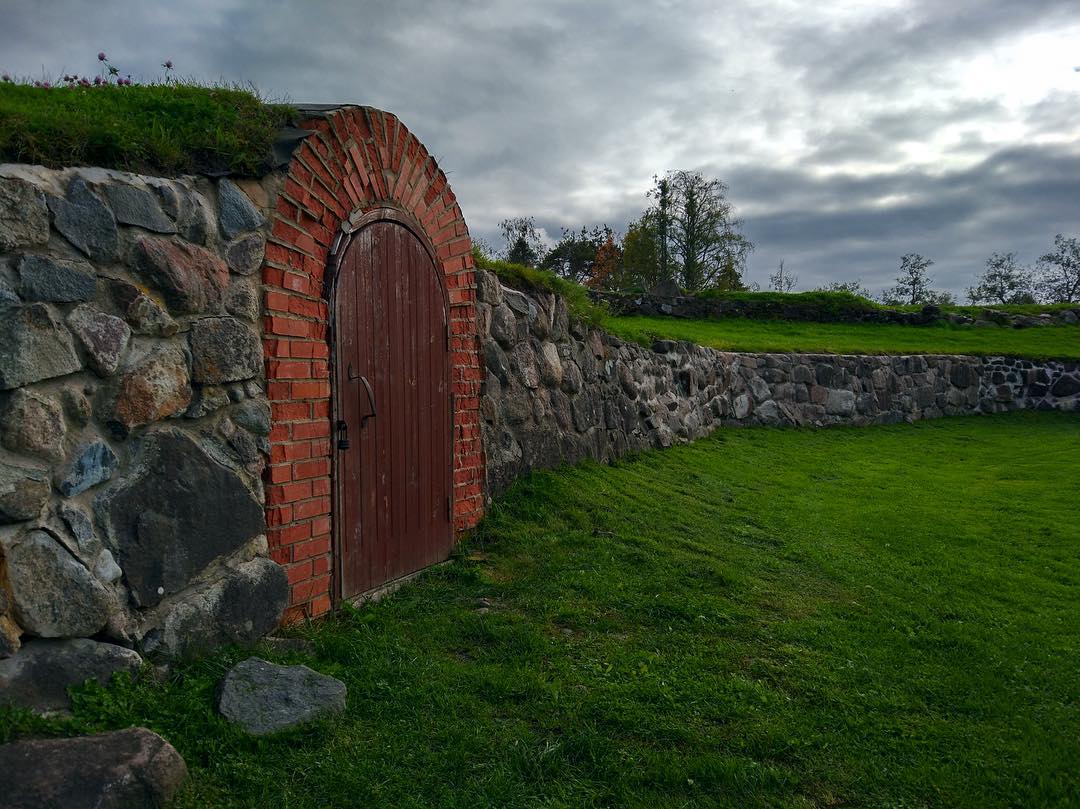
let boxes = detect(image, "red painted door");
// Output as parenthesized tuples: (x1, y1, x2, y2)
(333, 218, 452, 600)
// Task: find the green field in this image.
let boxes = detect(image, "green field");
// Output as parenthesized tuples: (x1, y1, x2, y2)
(3, 412, 1078, 807)
(605, 314, 1080, 360)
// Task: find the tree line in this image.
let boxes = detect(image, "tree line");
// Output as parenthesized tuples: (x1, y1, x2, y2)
(480, 170, 1080, 305)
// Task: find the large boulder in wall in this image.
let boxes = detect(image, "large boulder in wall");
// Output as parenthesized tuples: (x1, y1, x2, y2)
(96, 429, 266, 608)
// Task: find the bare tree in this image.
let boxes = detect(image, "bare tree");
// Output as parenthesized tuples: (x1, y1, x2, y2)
(769, 260, 798, 292)
(1036, 234, 1080, 303)
(967, 252, 1034, 305)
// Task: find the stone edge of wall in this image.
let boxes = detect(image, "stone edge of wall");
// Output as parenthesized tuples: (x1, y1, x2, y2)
(479, 270, 1080, 499)
(0, 162, 285, 699)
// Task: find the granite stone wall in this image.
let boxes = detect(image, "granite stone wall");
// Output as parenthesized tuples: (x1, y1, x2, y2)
(0, 165, 287, 707)
(478, 270, 1079, 498)
(595, 289, 1080, 328)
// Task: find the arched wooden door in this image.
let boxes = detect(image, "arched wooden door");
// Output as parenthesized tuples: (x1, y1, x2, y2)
(333, 215, 453, 600)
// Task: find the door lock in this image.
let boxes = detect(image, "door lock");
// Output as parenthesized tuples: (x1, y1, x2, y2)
(336, 419, 350, 450)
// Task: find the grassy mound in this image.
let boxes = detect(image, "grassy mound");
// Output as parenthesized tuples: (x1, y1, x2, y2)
(474, 251, 607, 326)
(0, 83, 294, 176)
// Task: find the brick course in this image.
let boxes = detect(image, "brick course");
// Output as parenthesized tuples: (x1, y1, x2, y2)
(263, 106, 485, 620)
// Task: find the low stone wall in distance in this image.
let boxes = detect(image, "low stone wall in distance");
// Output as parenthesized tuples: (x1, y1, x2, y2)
(478, 270, 1079, 498)
(594, 289, 1080, 328)
(0, 164, 287, 699)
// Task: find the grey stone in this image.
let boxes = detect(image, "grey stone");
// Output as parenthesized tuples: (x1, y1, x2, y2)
(218, 178, 266, 239)
(5, 530, 112, 637)
(0, 278, 18, 305)
(1, 389, 66, 461)
(67, 304, 131, 376)
(0, 303, 82, 389)
(98, 429, 265, 607)
(131, 235, 229, 315)
(825, 388, 856, 416)
(189, 316, 263, 383)
(108, 345, 191, 434)
(102, 182, 176, 233)
(226, 233, 266, 275)
(47, 177, 120, 262)
(59, 502, 99, 555)
(140, 557, 287, 659)
(94, 549, 123, 584)
(0, 726, 186, 808)
(732, 394, 752, 419)
(225, 279, 260, 321)
(475, 269, 503, 304)
(217, 657, 346, 735)
(484, 339, 511, 385)
(58, 383, 92, 426)
(232, 397, 271, 436)
(57, 441, 120, 496)
(127, 293, 179, 336)
(16, 254, 98, 302)
(539, 342, 563, 387)
(186, 385, 232, 418)
(0, 177, 49, 251)
(1051, 374, 1080, 397)
(0, 460, 50, 523)
(0, 638, 142, 713)
(490, 303, 517, 348)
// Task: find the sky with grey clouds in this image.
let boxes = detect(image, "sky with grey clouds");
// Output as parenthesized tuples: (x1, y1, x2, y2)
(2, 0, 1078, 296)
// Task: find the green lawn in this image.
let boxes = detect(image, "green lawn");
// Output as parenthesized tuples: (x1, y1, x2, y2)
(3, 413, 1078, 808)
(605, 314, 1080, 361)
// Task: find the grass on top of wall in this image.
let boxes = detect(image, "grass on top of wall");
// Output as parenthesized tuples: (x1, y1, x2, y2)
(1, 412, 1077, 807)
(605, 313, 1080, 361)
(474, 251, 608, 326)
(0, 83, 294, 176)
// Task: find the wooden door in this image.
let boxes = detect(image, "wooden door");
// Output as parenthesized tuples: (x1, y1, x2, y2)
(333, 217, 452, 600)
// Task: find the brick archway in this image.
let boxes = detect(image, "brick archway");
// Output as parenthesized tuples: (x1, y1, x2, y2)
(261, 106, 484, 621)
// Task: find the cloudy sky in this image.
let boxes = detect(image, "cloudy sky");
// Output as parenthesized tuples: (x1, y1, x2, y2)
(3, 0, 1078, 296)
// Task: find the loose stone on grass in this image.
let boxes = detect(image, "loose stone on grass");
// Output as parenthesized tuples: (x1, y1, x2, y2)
(217, 656, 347, 735)
(0, 637, 142, 713)
(0, 727, 186, 808)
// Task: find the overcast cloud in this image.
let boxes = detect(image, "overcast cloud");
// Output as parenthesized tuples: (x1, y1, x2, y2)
(2, 0, 1078, 296)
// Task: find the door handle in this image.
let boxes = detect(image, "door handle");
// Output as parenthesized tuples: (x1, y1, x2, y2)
(348, 364, 376, 425)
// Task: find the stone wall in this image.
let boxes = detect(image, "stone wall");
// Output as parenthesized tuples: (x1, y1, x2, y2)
(0, 164, 287, 697)
(478, 270, 1079, 498)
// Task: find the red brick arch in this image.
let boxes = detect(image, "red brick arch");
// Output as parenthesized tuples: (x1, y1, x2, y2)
(261, 106, 484, 621)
